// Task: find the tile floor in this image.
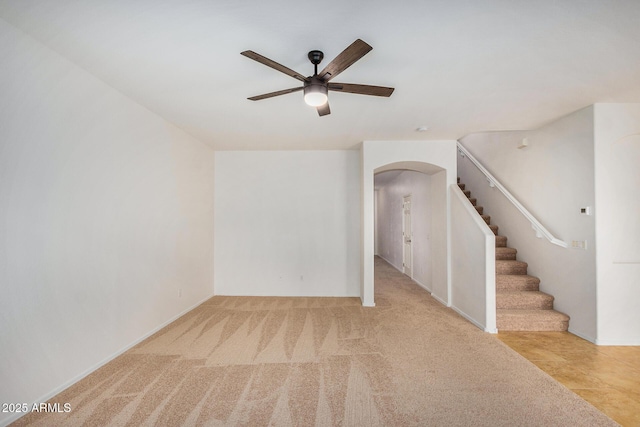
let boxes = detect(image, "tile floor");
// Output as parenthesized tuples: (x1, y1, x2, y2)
(497, 332, 640, 426)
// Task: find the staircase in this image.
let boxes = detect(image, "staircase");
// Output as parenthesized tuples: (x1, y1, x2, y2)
(457, 178, 570, 331)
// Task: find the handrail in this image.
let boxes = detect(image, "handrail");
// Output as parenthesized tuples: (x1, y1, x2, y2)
(457, 142, 569, 248)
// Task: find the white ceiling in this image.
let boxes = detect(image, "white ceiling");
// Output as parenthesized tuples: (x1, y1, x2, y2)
(2, 0, 640, 150)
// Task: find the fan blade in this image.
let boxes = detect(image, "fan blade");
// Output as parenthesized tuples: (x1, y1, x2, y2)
(248, 86, 303, 101)
(317, 102, 331, 116)
(328, 83, 394, 97)
(318, 39, 372, 81)
(241, 51, 307, 82)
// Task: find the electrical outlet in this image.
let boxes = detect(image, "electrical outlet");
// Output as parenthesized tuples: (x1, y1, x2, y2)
(571, 240, 587, 250)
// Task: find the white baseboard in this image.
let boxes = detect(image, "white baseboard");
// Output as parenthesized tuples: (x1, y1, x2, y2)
(378, 255, 432, 293)
(378, 255, 402, 274)
(0, 294, 214, 427)
(532, 327, 638, 346)
(450, 305, 496, 333)
(412, 278, 432, 293)
(594, 337, 640, 346)
(430, 292, 450, 307)
(567, 327, 597, 344)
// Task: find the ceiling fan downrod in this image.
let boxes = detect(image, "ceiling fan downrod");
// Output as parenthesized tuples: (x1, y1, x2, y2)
(308, 50, 324, 76)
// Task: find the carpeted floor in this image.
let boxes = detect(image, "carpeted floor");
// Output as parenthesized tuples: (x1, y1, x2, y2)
(12, 257, 617, 426)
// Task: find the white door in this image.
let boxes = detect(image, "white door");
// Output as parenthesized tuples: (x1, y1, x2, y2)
(402, 195, 412, 277)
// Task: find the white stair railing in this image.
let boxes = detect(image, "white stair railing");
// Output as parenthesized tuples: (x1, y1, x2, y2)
(457, 142, 569, 248)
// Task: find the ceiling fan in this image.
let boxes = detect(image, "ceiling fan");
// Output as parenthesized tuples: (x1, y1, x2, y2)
(241, 39, 394, 116)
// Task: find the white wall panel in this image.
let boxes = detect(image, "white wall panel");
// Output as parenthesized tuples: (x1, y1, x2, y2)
(214, 151, 360, 297)
(0, 19, 215, 425)
(594, 103, 640, 345)
(450, 185, 496, 332)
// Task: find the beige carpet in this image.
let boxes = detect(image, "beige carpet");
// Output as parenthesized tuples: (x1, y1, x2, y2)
(12, 257, 616, 426)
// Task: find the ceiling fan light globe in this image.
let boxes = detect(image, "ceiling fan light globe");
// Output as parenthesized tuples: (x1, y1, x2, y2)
(304, 92, 328, 107)
(304, 82, 328, 107)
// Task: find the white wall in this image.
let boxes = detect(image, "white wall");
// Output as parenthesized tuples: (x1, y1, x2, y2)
(361, 140, 457, 306)
(214, 151, 360, 297)
(594, 104, 640, 345)
(430, 170, 449, 304)
(458, 107, 598, 341)
(450, 185, 496, 333)
(0, 18, 215, 425)
(375, 170, 432, 290)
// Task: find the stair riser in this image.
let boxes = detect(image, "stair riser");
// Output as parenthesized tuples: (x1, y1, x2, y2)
(497, 309, 570, 332)
(496, 266, 527, 275)
(496, 279, 539, 292)
(496, 295, 554, 310)
(496, 262, 528, 275)
(496, 320, 569, 332)
(495, 236, 507, 247)
(495, 249, 517, 260)
(496, 275, 540, 291)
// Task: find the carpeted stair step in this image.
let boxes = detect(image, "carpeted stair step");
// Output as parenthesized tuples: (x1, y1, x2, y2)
(496, 260, 528, 275)
(497, 309, 569, 331)
(489, 225, 498, 235)
(475, 206, 484, 215)
(496, 247, 517, 260)
(496, 274, 540, 291)
(495, 235, 507, 247)
(481, 214, 491, 224)
(458, 183, 465, 190)
(468, 198, 477, 206)
(497, 290, 554, 310)
(463, 189, 471, 198)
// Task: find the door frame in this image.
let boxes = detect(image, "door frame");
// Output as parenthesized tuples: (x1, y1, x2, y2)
(402, 194, 412, 277)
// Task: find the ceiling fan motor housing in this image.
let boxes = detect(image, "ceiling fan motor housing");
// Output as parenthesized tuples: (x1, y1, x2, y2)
(308, 50, 324, 66)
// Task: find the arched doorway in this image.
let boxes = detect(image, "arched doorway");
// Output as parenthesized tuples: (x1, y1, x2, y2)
(360, 141, 458, 307)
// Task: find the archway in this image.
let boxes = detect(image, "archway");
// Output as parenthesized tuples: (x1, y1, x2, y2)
(360, 141, 458, 307)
